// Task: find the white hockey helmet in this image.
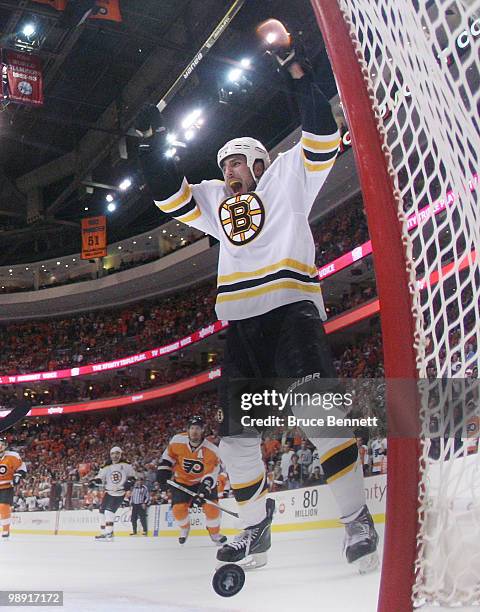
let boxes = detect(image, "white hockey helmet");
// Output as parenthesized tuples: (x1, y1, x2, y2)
(110, 446, 122, 455)
(217, 137, 270, 182)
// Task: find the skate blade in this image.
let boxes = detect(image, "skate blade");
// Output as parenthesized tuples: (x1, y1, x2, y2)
(217, 552, 267, 572)
(356, 551, 379, 574)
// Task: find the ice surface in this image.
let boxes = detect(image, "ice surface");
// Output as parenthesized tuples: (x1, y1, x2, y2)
(1, 528, 384, 611)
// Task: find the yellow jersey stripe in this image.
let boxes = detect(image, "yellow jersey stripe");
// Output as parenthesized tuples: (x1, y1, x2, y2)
(303, 156, 337, 173)
(326, 461, 356, 484)
(218, 258, 318, 284)
(231, 473, 265, 490)
(301, 135, 340, 152)
(216, 280, 321, 304)
(178, 207, 201, 224)
(320, 439, 357, 464)
(157, 183, 192, 212)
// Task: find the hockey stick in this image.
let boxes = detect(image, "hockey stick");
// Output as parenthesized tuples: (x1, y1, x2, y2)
(0, 400, 31, 434)
(156, 0, 246, 112)
(167, 479, 239, 518)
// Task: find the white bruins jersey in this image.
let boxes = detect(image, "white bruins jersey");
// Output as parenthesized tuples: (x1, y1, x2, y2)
(154, 129, 339, 321)
(97, 461, 136, 497)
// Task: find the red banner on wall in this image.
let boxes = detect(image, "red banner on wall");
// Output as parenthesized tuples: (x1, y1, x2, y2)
(2, 51, 44, 107)
(81, 216, 107, 260)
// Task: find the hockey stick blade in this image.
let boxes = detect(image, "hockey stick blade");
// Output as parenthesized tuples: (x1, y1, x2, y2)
(167, 479, 239, 518)
(156, 0, 246, 112)
(0, 401, 31, 434)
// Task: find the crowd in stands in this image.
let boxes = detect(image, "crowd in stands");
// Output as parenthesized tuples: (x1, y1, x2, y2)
(0, 283, 216, 374)
(0, 325, 383, 408)
(314, 197, 369, 266)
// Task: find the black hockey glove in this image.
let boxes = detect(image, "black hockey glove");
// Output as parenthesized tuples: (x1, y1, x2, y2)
(135, 104, 166, 148)
(124, 476, 136, 491)
(192, 478, 214, 507)
(88, 478, 102, 489)
(156, 462, 172, 492)
(13, 471, 25, 486)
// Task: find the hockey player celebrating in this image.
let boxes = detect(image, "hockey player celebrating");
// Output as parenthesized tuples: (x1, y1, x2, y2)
(157, 416, 227, 546)
(0, 436, 26, 539)
(137, 19, 378, 573)
(90, 446, 136, 541)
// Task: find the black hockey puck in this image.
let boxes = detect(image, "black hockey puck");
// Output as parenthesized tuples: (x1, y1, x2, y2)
(212, 564, 245, 597)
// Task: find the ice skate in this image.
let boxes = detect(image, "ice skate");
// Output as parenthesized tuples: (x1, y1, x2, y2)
(178, 525, 190, 545)
(343, 505, 379, 574)
(1, 532, 10, 539)
(216, 498, 274, 570)
(209, 532, 227, 546)
(95, 532, 113, 541)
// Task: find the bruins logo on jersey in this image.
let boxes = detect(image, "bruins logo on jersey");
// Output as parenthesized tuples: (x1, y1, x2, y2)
(218, 193, 265, 245)
(110, 470, 122, 483)
(183, 459, 204, 474)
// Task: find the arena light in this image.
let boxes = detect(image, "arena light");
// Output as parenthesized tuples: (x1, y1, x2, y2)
(184, 129, 195, 141)
(228, 67, 243, 83)
(106, 194, 114, 202)
(107, 202, 116, 212)
(165, 147, 176, 158)
(118, 178, 132, 191)
(240, 58, 251, 68)
(22, 23, 36, 38)
(166, 133, 177, 144)
(181, 109, 202, 130)
(265, 32, 277, 45)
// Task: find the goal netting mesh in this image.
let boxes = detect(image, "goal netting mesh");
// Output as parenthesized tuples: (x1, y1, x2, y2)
(330, 0, 480, 607)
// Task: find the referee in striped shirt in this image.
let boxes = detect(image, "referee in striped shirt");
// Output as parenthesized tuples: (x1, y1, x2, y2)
(130, 477, 150, 536)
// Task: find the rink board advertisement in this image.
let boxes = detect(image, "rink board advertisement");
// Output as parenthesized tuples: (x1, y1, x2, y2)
(10, 476, 386, 537)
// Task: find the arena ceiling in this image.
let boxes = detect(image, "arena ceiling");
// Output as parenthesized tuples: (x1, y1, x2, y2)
(0, 0, 335, 265)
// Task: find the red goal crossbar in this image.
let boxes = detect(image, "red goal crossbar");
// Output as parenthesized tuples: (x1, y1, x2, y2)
(310, 2, 421, 611)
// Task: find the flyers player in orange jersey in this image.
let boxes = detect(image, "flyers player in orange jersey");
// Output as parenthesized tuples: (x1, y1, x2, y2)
(157, 416, 227, 546)
(0, 436, 26, 539)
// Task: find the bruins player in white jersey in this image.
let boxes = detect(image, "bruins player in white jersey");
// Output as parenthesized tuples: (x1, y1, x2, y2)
(90, 446, 136, 541)
(136, 19, 378, 572)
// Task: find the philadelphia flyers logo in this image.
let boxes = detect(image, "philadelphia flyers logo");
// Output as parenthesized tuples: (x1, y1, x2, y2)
(183, 458, 204, 474)
(110, 471, 122, 484)
(218, 193, 265, 245)
(0, 465, 7, 475)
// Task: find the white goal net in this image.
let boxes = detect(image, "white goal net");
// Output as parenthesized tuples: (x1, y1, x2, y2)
(324, 0, 480, 608)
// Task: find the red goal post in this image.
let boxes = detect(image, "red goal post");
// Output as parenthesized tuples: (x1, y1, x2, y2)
(310, 1, 480, 610)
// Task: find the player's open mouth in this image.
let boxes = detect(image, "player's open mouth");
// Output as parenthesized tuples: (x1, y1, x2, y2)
(229, 180, 243, 194)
